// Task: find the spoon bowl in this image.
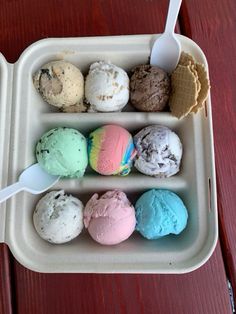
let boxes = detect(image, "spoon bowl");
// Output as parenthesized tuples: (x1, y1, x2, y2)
(19, 163, 59, 193)
(0, 163, 60, 203)
(151, 33, 181, 73)
(150, 0, 182, 73)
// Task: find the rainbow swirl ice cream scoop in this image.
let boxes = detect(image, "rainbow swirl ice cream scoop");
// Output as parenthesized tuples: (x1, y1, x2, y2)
(88, 125, 136, 176)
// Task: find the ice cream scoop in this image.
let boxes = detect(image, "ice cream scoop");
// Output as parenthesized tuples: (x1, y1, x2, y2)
(134, 125, 182, 177)
(36, 127, 88, 178)
(130, 65, 170, 112)
(135, 189, 188, 239)
(85, 61, 129, 112)
(33, 190, 84, 244)
(84, 190, 136, 245)
(33, 60, 86, 112)
(88, 125, 136, 176)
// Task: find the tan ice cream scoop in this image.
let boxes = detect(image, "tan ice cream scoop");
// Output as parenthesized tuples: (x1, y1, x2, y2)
(33, 60, 86, 112)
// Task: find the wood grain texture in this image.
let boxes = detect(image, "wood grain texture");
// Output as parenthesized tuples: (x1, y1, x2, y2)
(12, 243, 231, 314)
(0, 0, 234, 313)
(0, 245, 13, 314)
(0, 0, 169, 63)
(180, 0, 236, 298)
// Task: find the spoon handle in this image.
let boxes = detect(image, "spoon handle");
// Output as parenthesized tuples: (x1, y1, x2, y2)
(0, 182, 24, 203)
(165, 0, 182, 34)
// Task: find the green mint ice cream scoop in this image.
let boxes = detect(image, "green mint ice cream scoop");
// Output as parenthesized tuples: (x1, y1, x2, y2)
(36, 127, 88, 178)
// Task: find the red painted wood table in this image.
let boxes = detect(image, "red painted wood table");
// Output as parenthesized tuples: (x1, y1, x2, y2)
(0, 1, 235, 313)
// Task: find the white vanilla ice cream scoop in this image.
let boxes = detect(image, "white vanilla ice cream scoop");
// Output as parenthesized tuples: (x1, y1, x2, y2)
(134, 125, 183, 178)
(33, 190, 84, 244)
(85, 61, 129, 112)
(33, 60, 86, 112)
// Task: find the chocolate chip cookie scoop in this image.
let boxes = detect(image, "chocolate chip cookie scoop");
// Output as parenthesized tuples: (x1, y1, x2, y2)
(33, 60, 86, 112)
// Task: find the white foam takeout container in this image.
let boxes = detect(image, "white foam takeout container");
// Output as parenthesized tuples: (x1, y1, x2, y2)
(0, 34, 217, 273)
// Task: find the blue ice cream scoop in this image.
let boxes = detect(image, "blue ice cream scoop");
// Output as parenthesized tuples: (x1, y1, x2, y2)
(135, 189, 188, 239)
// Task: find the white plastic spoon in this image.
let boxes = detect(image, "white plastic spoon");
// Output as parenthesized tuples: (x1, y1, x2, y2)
(150, 0, 182, 73)
(0, 163, 60, 203)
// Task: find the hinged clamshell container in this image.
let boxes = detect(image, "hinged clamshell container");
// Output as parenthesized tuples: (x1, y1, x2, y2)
(0, 53, 13, 243)
(0, 35, 217, 273)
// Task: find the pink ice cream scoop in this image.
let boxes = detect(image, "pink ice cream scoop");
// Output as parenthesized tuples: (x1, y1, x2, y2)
(84, 190, 136, 245)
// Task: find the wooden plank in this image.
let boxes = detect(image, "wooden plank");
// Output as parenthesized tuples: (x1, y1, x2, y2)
(0, 244, 13, 314)
(0, 0, 169, 63)
(12, 243, 231, 314)
(179, 0, 236, 297)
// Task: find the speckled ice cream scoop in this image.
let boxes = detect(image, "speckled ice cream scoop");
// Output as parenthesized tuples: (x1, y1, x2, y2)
(36, 127, 88, 178)
(134, 125, 182, 177)
(85, 61, 129, 112)
(33, 60, 86, 112)
(33, 190, 84, 244)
